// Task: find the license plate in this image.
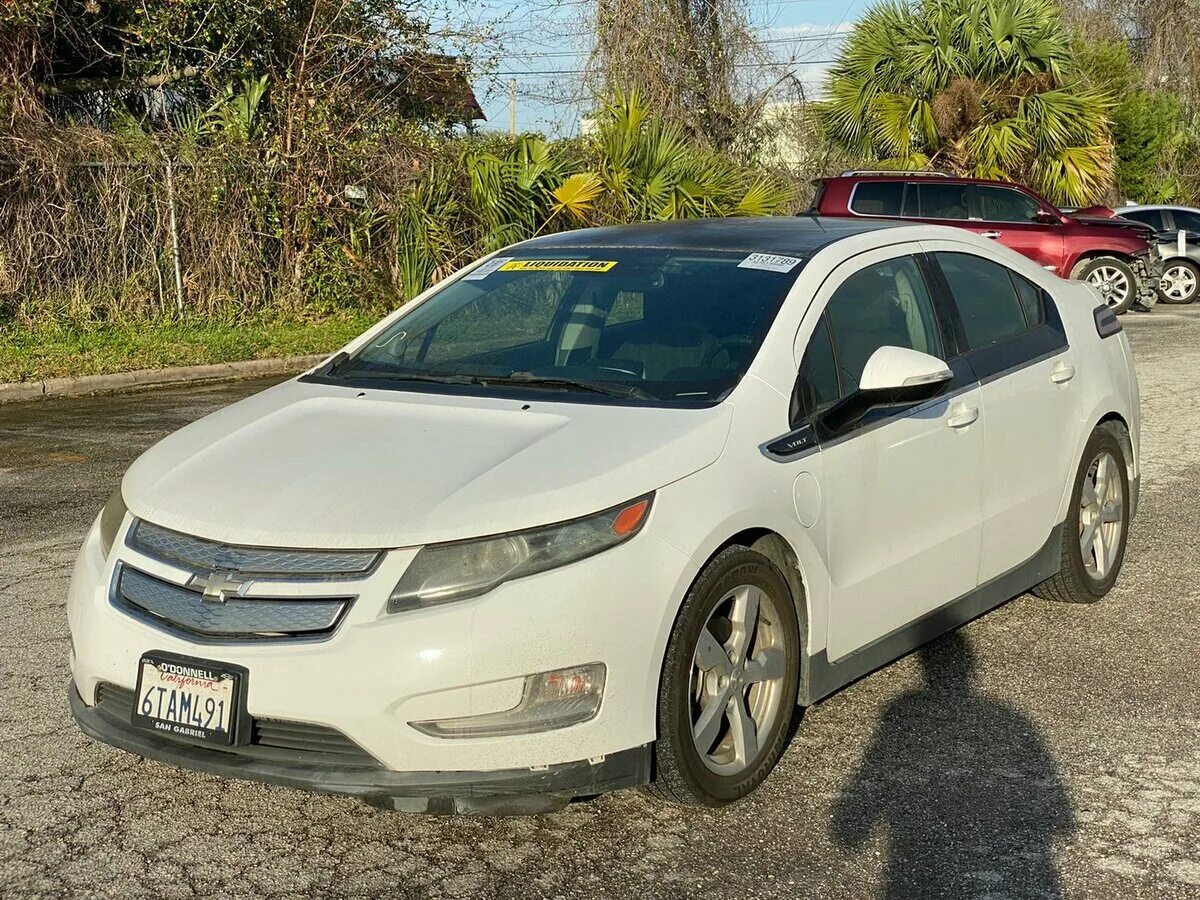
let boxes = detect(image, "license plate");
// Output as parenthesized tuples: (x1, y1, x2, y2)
(132, 653, 241, 745)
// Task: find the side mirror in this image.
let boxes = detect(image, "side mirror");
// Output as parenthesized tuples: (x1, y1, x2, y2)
(1034, 210, 1061, 225)
(858, 346, 953, 395)
(821, 346, 952, 434)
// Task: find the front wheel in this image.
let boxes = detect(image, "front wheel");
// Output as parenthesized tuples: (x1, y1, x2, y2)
(1158, 258, 1200, 304)
(1072, 257, 1137, 315)
(647, 546, 801, 807)
(1033, 426, 1130, 603)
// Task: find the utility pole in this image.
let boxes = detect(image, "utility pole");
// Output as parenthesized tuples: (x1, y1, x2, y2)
(508, 79, 517, 135)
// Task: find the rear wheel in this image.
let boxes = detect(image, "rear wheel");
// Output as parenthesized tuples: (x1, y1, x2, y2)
(1033, 426, 1130, 603)
(1158, 259, 1200, 304)
(648, 546, 800, 806)
(1072, 257, 1137, 314)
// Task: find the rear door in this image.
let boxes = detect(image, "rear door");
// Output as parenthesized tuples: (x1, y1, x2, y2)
(968, 185, 1065, 273)
(922, 242, 1077, 582)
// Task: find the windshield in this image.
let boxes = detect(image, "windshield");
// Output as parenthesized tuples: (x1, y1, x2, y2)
(328, 248, 803, 404)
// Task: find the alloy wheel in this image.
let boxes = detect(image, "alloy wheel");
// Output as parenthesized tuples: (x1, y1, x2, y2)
(689, 584, 788, 776)
(1160, 264, 1198, 302)
(1085, 266, 1132, 308)
(1079, 450, 1125, 580)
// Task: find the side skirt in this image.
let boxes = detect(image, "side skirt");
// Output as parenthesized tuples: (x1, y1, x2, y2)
(801, 523, 1064, 706)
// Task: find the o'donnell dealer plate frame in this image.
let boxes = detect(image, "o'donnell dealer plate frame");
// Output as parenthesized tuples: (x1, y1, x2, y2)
(131, 650, 251, 747)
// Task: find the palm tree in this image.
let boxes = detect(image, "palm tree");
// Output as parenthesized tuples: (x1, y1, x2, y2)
(820, 0, 1115, 205)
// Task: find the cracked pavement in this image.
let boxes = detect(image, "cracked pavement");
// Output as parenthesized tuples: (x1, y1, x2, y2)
(2, 307, 1200, 899)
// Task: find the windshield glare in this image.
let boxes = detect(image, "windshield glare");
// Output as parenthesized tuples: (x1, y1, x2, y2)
(332, 249, 802, 403)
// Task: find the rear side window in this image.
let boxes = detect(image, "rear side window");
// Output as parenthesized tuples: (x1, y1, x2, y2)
(1011, 273, 1046, 328)
(1173, 210, 1200, 231)
(849, 182, 904, 216)
(914, 183, 969, 220)
(935, 253, 1032, 348)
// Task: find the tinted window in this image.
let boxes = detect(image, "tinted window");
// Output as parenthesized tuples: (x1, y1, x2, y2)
(936, 253, 1029, 348)
(1120, 209, 1166, 230)
(1012, 273, 1046, 328)
(850, 182, 904, 216)
(334, 249, 799, 404)
(974, 186, 1041, 223)
(1172, 210, 1200, 231)
(796, 315, 840, 417)
(916, 182, 969, 220)
(823, 256, 944, 395)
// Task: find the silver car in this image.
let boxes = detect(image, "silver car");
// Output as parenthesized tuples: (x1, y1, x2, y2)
(1118, 205, 1200, 304)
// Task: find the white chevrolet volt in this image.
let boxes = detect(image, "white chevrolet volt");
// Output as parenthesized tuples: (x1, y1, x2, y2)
(68, 218, 1140, 813)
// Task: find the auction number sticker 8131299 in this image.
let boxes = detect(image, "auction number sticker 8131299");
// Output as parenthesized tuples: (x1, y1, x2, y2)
(131, 654, 240, 745)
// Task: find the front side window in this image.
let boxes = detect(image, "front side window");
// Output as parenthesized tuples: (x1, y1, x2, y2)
(796, 256, 944, 409)
(330, 249, 801, 404)
(974, 186, 1041, 223)
(935, 253, 1031, 348)
(1120, 209, 1165, 230)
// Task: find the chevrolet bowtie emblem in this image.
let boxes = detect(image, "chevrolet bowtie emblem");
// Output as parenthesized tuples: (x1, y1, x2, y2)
(188, 571, 249, 604)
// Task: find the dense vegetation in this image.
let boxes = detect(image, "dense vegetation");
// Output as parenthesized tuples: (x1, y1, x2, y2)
(0, 0, 1195, 379)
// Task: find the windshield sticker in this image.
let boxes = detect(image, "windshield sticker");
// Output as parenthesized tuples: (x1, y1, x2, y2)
(737, 252, 803, 273)
(462, 257, 514, 280)
(498, 259, 618, 273)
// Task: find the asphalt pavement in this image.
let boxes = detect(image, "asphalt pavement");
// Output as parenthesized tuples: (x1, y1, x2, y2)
(2, 306, 1200, 899)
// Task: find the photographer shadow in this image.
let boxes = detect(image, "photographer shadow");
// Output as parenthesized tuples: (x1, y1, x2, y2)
(831, 631, 1075, 899)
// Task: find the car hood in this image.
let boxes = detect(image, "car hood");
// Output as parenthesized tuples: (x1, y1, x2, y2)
(122, 379, 733, 549)
(1069, 213, 1156, 240)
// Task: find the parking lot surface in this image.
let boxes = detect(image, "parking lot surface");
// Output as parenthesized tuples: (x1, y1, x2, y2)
(2, 306, 1200, 899)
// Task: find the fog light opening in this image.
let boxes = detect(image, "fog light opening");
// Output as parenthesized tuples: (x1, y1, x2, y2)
(409, 663, 606, 738)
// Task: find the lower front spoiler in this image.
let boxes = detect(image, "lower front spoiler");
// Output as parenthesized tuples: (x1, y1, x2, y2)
(69, 683, 651, 815)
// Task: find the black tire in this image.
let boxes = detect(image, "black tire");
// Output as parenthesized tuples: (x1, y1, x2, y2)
(1033, 426, 1131, 603)
(1157, 258, 1200, 304)
(1071, 257, 1138, 315)
(647, 546, 801, 807)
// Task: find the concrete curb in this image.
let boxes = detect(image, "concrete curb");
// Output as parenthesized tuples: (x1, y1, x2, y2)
(0, 354, 327, 404)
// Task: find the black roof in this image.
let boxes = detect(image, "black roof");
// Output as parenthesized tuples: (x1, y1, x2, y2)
(513, 215, 902, 257)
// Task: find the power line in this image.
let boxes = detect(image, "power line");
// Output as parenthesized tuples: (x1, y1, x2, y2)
(494, 58, 838, 76)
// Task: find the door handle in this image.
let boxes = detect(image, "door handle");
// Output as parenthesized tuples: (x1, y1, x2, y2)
(981, 230, 1002, 239)
(1050, 363, 1076, 384)
(947, 403, 979, 428)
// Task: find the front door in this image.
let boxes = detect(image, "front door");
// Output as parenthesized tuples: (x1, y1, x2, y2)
(793, 248, 985, 661)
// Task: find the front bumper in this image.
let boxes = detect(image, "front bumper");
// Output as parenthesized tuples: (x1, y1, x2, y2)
(68, 510, 698, 807)
(70, 682, 650, 814)
(1132, 254, 1162, 304)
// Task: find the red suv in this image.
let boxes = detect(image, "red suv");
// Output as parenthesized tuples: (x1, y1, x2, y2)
(810, 172, 1160, 313)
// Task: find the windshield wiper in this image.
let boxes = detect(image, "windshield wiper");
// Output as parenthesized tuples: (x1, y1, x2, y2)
(475, 373, 655, 400)
(334, 370, 476, 386)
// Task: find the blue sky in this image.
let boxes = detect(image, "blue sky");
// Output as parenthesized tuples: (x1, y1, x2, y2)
(435, 0, 870, 135)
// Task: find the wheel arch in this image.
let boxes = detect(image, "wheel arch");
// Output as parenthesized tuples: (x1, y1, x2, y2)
(1068, 250, 1137, 279)
(694, 528, 814, 707)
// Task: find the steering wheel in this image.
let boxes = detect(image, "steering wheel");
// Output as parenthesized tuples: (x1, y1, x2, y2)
(701, 336, 756, 368)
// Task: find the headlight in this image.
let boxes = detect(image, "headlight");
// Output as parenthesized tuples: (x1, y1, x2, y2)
(97, 488, 128, 559)
(388, 494, 653, 612)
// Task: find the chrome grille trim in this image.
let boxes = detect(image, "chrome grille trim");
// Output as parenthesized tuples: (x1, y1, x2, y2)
(128, 519, 382, 579)
(113, 565, 350, 642)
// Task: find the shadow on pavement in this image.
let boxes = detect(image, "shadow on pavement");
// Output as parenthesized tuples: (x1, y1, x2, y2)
(831, 631, 1075, 899)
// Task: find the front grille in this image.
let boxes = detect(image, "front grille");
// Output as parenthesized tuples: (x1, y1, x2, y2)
(114, 566, 349, 642)
(128, 519, 381, 578)
(95, 683, 380, 767)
